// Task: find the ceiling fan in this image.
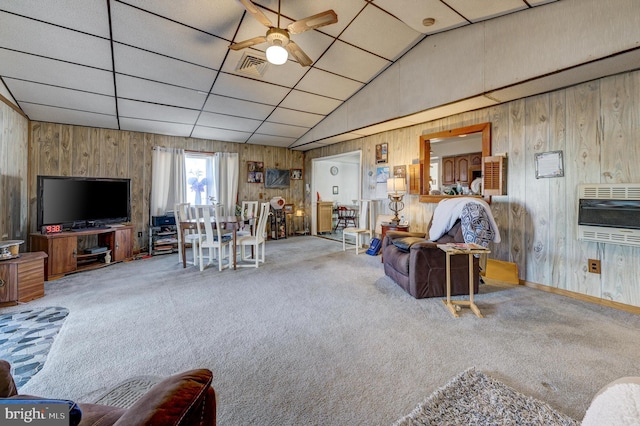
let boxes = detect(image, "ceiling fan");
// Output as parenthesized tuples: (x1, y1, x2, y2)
(229, 0, 338, 67)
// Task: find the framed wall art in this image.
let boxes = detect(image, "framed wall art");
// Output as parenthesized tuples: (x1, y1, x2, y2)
(265, 168, 290, 188)
(247, 161, 264, 183)
(290, 168, 303, 180)
(376, 143, 388, 164)
(535, 150, 564, 179)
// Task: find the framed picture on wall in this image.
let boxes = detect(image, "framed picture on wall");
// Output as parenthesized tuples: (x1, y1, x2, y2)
(265, 168, 290, 188)
(393, 165, 406, 178)
(247, 161, 264, 183)
(290, 168, 303, 180)
(283, 204, 294, 214)
(376, 143, 388, 164)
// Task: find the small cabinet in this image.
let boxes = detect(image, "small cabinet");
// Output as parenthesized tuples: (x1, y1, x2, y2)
(442, 152, 482, 186)
(317, 202, 334, 234)
(0, 252, 47, 306)
(149, 225, 178, 256)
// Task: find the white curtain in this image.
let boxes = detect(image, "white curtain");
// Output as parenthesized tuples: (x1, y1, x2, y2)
(150, 147, 186, 217)
(211, 152, 239, 216)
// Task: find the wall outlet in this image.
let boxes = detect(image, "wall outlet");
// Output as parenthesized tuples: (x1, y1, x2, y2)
(138, 231, 142, 238)
(588, 259, 601, 274)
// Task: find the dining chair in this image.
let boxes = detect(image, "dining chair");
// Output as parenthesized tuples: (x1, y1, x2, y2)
(334, 206, 357, 231)
(175, 203, 199, 265)
(237, 200, 258, 237)
(193, 204, 232, 271)
(342, 200, 372, 255)
(236, 202, 269, 268)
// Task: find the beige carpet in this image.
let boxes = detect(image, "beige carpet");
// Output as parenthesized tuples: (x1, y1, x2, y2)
(10, 236, 640, 425)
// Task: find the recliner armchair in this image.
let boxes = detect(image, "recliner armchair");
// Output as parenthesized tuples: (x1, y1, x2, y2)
(0, 360, 216, 425)
(382, 220, 479, 299)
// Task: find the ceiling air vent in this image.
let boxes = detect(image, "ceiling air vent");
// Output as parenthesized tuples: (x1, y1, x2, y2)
(235, 52, 269, 78)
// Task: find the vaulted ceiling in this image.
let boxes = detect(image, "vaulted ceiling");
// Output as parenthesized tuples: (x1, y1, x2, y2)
(0, 0, 560, 150)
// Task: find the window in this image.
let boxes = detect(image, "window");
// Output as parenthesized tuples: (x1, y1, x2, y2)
(185, 153, 215, 205)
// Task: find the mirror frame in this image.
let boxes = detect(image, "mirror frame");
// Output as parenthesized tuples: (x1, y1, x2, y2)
(419, 122, 491, 203)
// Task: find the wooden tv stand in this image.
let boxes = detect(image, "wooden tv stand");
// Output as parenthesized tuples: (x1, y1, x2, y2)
(30, 225, 133, 281)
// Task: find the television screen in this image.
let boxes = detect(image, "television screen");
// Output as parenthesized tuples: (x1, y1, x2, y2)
(37, 176, 131, 230)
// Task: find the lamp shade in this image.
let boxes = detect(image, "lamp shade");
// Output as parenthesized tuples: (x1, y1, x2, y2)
(387, 177, 406, 194)
(266, 45, 288, 65)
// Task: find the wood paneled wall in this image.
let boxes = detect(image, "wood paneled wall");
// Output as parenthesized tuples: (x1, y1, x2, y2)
(0, 100, 29, 244)
(27, 124, 304, 253)
(305, 69, 640, 308)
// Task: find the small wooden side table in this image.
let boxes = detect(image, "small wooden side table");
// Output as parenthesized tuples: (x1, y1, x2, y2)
(380, 222, 409, 261)
(437, 244, 490, 318)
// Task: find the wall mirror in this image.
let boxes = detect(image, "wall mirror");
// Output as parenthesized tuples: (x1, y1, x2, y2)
(419, 122, 491, 203)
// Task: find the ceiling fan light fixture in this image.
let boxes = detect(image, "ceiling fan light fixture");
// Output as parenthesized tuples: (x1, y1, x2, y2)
(266, 44, 288, 65)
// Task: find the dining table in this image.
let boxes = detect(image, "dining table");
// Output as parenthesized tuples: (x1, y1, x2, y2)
(179, 216, 253, 270)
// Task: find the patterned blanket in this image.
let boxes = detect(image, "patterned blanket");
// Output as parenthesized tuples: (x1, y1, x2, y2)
(460, 203, 496, 247)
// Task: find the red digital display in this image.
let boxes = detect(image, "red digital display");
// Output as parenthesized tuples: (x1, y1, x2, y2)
(42, 224, 63, 234)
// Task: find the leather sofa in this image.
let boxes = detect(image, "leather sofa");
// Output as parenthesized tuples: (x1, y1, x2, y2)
(383, 220, 479, 299)
(0, 360, 216, 425)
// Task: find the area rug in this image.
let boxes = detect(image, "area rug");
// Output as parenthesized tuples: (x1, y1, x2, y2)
(394, 368, 579, 426)
(93, 376, 162, 409)
(0, 306, 69, 389)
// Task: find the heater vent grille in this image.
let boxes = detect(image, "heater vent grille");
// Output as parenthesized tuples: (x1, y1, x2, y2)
(236, 53, 268, 78)
(577, 183, 640, 247)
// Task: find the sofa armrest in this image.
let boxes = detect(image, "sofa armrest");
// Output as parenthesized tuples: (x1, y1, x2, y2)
(113, 369, 215, 426)
(0, 360, 18, 398)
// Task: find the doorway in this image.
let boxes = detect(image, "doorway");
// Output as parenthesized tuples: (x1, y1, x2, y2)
(311, 150, 362, 241)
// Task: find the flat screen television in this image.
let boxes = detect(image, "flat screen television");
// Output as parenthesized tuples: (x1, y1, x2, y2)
(37, 175, 131, 231)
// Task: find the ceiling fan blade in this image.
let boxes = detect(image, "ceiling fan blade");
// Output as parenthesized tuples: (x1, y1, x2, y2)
(285, 41, 313, 67)
(287, 10, 338, 34)
(237, 0, 273, 28)
(229, 36, 268, 50)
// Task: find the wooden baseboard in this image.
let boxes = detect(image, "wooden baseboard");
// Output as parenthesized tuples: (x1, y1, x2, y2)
(521, 280, 640, 316)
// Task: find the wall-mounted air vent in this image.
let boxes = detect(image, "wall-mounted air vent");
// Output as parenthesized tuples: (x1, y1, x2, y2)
(235, 52, 268, 78)
(577, 183, 640, 247)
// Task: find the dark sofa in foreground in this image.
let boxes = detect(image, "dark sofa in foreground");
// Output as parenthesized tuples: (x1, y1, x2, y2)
(0, 360, 216, 425)
(383, 220, 479, 299)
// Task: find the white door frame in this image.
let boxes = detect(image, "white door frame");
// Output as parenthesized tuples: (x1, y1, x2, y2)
(311, 150, 362, 235)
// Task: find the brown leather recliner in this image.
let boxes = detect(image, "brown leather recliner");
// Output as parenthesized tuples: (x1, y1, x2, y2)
(383, 220, 479, 299)
(0, 360, 216, 425)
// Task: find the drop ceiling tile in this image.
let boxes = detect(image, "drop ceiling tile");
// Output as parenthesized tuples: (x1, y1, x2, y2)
(445, 0, 527, 22)
(196, 112, 261, 132)
(116, 75, 206, 109)
(118, 99, 199, 124)
(6, 78, 115, 115)
(121, 0, 244, 40)
(211, 73, 289, 105)
(0, 0, 110, 38)
(280, 90, 342, 115)
(191, 126, 252, 143)
(258, 0, 365, 39)
(246, 133, 295, 147)
(340, 5, 422, 61)
(255, 122, 308, 138)
(20, 103, 118, 129)
(114, 44, 217, 92)
(372, 0, 467, 34)
(110, 1, 228, 69)
(528, 0, 559, 5)
(295, 68, 363, 100)
(0, 49, 114, 95)
(120, 117, 193, 137)
(0, 12, 112, 69)
(203, 94, 274, 120)
(268, 108, 324, 128)
(314, 41, 390, 83)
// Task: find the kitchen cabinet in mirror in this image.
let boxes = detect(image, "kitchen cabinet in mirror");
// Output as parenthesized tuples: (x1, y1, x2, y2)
(419, 122, 492, 203)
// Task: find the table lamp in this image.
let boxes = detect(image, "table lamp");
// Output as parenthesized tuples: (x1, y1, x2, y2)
(387, 177, 406, 224)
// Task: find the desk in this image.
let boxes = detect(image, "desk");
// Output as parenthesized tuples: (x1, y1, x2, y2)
(437, 243, 490, 318)
(380, 222, 409, 262)
(179, 217, 239, 270)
